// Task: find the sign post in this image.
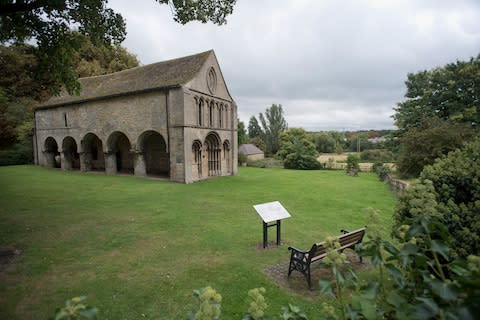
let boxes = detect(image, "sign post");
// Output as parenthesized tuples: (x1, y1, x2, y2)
(253, 201, 291, 248)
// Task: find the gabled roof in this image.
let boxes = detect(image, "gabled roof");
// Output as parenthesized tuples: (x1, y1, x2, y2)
(38, 50, 213, 109)
(239, 144, 264, 155)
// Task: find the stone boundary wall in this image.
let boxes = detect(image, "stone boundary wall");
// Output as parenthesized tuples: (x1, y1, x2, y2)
(384, 174, 409, 194)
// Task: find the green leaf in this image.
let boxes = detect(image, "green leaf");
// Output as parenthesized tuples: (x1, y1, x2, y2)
(319, 279, 334, 296)
(430, 240, 450, 260)
(361, 281, 380, 299)
(386, 291, 406, 308)
(79, 307, 97, 319)
(359, 298, 377, 320)
(429, 279, 459, 302)
(415, 297, 439, 318)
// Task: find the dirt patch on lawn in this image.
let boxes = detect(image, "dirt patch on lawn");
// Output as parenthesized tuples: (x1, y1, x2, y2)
(263, 250, 371, 300)
(0, 246, 22, 271)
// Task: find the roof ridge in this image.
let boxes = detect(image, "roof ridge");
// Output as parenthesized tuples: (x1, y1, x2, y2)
(78, 49, 214, 81)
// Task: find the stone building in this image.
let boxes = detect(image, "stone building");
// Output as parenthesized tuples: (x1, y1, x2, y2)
(239, 144, 264, 161)
(33, 50, 238, 183)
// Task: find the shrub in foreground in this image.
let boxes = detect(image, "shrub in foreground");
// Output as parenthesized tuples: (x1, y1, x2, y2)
(394, 137, 480, 258)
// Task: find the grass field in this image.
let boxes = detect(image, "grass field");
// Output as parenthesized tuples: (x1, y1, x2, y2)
(0, 165, 396, 319)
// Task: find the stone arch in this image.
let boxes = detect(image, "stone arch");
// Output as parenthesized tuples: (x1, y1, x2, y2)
(61, 136, 80, 170)
(192, 139, 203, 179)
(223, 139, 231, 174)
(44, 137, 60, 168)
(205, 132, 221, 176)
(138, 130, 169, 176)
(81, 133, 105, 171)
(107, 131, 134, 174)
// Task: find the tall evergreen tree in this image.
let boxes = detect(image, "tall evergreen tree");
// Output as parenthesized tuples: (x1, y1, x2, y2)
(258, 104, 287, 156)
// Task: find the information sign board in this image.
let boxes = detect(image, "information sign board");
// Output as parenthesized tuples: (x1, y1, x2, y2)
(253, 201, 291, 248)
(253, 201, 291, 223)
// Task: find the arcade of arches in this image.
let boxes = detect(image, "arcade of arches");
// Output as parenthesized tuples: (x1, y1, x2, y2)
(42, 130, 231, 180)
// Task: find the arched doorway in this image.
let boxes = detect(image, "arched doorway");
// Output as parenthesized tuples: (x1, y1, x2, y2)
(44, 137, 60, 168)
(107, 132, 134, 174)
(205, 132, 221, 176)
(82, 133, 105, 171)
(62, 136, 80, 170)
(139, 130, 169, 176)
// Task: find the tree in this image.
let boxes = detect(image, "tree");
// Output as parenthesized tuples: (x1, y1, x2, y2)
(237, 118, 248, 145)
(396, 118, 474, 178)
(277, 128, 320, 170)
(394, 137, 480, 258)
(258, 104, 287, 156)
(0, 0, 236, 94)
(247, 115, 263, 139)
(72, 33, 139, 78)
(393, 54, 480, 133)
(0, 39, 138, 164)
(313, 132, 336, 153)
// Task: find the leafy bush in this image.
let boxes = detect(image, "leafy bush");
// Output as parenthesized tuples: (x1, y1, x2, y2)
(345, 154, 359, 176)
(50, 296, 97, 320)
(395, 137, 480, 258)
(0, 142, 33, 166)
(372, 162, 391, 181)
(284, 153, 321, 170)
(360, 149, 393, 162)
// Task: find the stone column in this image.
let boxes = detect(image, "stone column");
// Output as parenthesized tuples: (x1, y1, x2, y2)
(104, 152, 116, 175)
(134, 151, 146, 177)
(61, 152, 72, 171)
(44, 150, 55, 168)
(79, 152, 93, 172)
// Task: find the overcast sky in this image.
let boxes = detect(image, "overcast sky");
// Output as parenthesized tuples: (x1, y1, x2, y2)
(109, 0, 480, 131)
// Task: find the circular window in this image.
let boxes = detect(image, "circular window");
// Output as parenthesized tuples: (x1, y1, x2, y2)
(207, 67, 217, 94)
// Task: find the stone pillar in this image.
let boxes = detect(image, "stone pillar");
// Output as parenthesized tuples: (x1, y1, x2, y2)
(134, 152, 146, 177)
(61, 152, 72, 171)
(44, 151, 55, 168)
(104, 152, 117, 175)
(79, 152, 93, 172)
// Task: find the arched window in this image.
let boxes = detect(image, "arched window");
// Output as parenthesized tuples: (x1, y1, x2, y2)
(224, 104, 229, 129)
(198, 99, 204, 126)
(192, 140, 202, 177)
(209, 101, 214, 127)
(219, 104, 223, 128)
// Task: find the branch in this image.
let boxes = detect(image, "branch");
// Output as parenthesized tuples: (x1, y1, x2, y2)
(0, 0, 65, 16)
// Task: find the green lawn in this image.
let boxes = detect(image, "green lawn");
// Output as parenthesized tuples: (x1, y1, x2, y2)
(0, 165, 396, 319)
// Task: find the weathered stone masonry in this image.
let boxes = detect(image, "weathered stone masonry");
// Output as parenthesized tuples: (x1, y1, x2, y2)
(33, 50, 238, 183)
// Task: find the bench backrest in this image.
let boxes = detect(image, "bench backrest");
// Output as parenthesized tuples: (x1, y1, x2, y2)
(308, 227, 366, 262)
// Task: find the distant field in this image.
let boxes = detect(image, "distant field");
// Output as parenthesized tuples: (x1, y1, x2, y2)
(0, 165, 396, 319)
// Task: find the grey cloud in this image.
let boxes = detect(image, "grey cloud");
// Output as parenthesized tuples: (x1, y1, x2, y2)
(109, 0, 480, 130)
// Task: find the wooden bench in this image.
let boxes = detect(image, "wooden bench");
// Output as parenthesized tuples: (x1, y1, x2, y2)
(287, 227, 366, 288)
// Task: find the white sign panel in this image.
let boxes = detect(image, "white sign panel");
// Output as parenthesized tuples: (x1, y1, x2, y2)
(253, 201, 291, 223)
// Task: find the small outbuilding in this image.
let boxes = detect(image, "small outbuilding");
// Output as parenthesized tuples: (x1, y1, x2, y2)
(239, 144, 264, 161)
(33, 50, 238, 183)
